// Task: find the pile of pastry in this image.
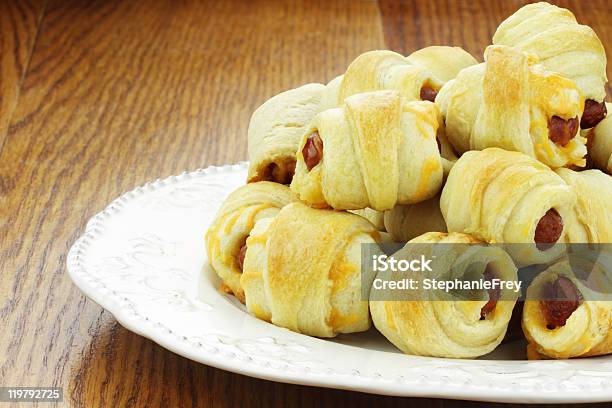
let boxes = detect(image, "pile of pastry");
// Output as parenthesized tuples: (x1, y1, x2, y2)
(206, 2, 612, 360)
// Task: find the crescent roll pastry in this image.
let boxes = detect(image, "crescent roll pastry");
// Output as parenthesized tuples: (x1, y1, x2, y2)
(349, 208, 386, 231)
(436, 45, 586, 169)
(370, 232, 519, 358)
(205, 182, 295, 302)
(246, 47, 473, 186)
(291, 90, 444, 211)
(240, 202, 380, 337)
(523, 261, 612, 359)
(493, 1, 608, 129)
(336, 47, 477, 105)
(383, 193, 446, 242)
(586, 103, 612, 174)
(247, 83, 325, 184)
(407, 46, 479, 84)
(441, 148, 577, 266)
(319, 75, 344, 111)
(436, 114, 458, 177)
(555, 168, 612, 243)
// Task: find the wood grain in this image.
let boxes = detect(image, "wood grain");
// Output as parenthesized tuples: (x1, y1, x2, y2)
(379, 0, 612, 96)
(0, 0, 610, 407)
(0, 0, 46, 150)
(0, 0, 384, 406)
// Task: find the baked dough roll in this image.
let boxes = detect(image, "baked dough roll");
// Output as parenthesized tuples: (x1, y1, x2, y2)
(441, 148, 576, 266)
(291, 90, 443, 211)
(407, 46, 479, 84)
(205, 182, 295, 302)
(240, 202, 380, 337)
(370, 232, 519, 358)
(247, 83, 325, 184)
(586, 103, 612, 174)
(523, 261, 612, 359)
(436, 45, 586, 169)
(493, 1, 608, 129)
(349, 208, 385, 231)
(436, 114, 458, 177)
(383, 193, 446, 242)
(319, 75, 344, 111)
(555, 168, 612, 243)
(335, 47, 477, 105)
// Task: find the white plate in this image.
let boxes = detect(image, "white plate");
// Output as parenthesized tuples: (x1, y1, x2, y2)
(67, 163, 612, 403)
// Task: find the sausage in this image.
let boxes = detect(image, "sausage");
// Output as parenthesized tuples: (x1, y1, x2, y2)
(540, 276, 582, 329)
(237, 244, 247, 271)
(302, 131, 324, 171)
(534, 209, 563, 250)
(260, 159, 296, 185)
(548, 116, 579, 146)
(274, 160, 295, 184)
(420, 85, 438, 103)
(581, 99, 607, 129)
(480, 266, 500, 319)
(480, 293, 499, 319)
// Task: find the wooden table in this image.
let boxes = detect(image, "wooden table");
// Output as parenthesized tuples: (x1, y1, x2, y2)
(1, 1, 610, 406)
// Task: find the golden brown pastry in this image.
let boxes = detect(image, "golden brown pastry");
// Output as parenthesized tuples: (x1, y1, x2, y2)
(407, 46, 479, 83)
(369, 232, 519, 358)
(555, 168, 612, 243)
(436, 114, 458, 177)
(436, 45, 586, 169)
(334, 47, 477, 105)
(383, 193, 446, 242)
(585, 103, 612, 174)
(523, 260, 612, 359)
(328, 47, 471, 173)
(247, 83, 325, 184)
(205, 182, 295, 302)
(493, 1, 608, 129)
(240, 202, 380, 337)
(319, 75, 344, 111)
(291, 90, 443, 211)
(440, 148, 577, 266)
(349, 208, 386, 231)
(247, 47, 473, 186)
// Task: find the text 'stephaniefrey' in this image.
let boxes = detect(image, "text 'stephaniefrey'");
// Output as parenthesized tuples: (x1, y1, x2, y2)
(372, 275, 522, 293)
(363, 243, 612, 302)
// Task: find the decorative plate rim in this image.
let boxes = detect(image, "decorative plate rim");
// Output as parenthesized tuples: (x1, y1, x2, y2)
(67, 162, 612, 403)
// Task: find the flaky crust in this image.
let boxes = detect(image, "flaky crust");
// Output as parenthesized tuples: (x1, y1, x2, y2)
(383, 193, 446, 242)
(349, 208, 386, 231)
(319, 75, 344, 111)
(493, 1, 607, 102)
(369, 232, 518, 358)
(441, 148, 577, 266)
(247, 47, 473, 185)
(437, 45, 585, 168)
(247, 83, 325, 183)
(240, 203, 379, 337)
(523, 261, 612, 359)
(205, 182, 295, 302)
(333, 47, 477, 104)
(555, 168, 612, 243)
(587, 103, 612, 174)
(291, 91, 443, 211)
(435, 110, 458, 177)
(406, 46, 479, 84)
